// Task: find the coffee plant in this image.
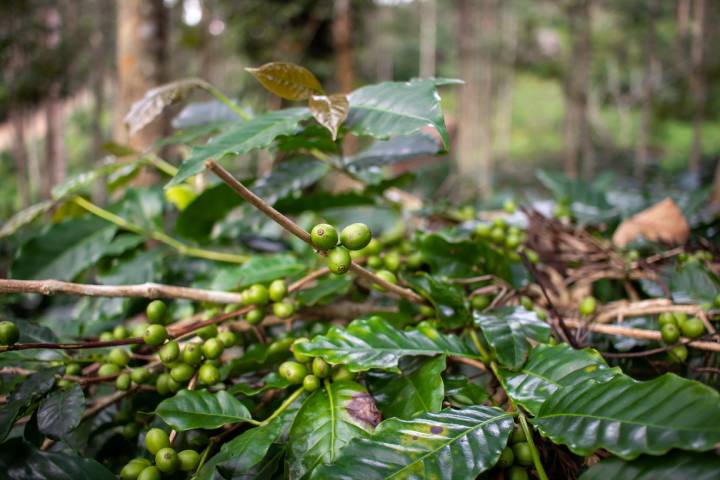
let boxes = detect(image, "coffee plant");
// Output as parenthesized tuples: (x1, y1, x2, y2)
(1, 62, 720, 479)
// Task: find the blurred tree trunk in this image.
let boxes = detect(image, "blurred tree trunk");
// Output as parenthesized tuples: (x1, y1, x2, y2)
(457, 0, 495, 199)
(115, 0, 168, 151)
(91, 0, 111, 203)
(563, 0, 593, 179)
(635, 5, 658, 182)
(333, 0, 354, 93)
(496, 3, 517, 164)
(419, 0, 436, 78)
(688, 0, 707, 175)
(374, 5, 394, 81)
(11, 110, 30, 208)
(712, 160, 720, 204)
(42, 5, 66, 199)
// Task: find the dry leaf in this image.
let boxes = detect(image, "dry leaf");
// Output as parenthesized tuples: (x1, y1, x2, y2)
(612, 197, 689, 247)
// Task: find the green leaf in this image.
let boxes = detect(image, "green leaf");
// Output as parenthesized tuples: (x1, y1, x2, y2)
(444, 375, 490, 407)
(474, 307, 551, 369)
(579, 450, 720, 480)
(642, 264, 720, 304)
(288, 381, 379, 479)
(532, 373, 720, 459)
(249, 156, 330, 205)
(346, 80, 450, 148)
(295, 316, 481, 372)
(275, 191, 375, 215)
(296, 275, 353, 306)
(497, 344, 620, 415)
(11, 216, 117, 280)
(415, 232, 512, 280)
(169, 107, 311, 186)
(0, 368, 62, 442)
(246, 62, 324, 100)
(536, 169, 618, 225)
(155, 390, 252, 431)
(403, 272, 471, 328)
(100, 233, 145, 257)
(343, 133, 440, 184)
(175, 183, 242, 240)
(0, 201, 54, 239)
(312, 405, 514, 480)
(367, 355, 446, 419)
(51, 160, 139, 199)
(309, 94, 349, 140)
(211, 253, 306, 291)
(37, 384, 85, 439)
(228, 372, 291, 396)
(0, 438, 115, 480)
(97, 249, 165, 285)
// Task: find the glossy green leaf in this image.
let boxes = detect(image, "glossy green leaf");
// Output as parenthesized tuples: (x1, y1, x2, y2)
(0, 438, 114, 480)
(641, 264, 720, 304)
(309, 94, 349, 140)
(414, 232, 512, 280)
(343, 133, 440, 184)
(155, 390, 252, 431)
(579, 450, 720, 480)
(175, 183, 242, 240)
(533, 373, 720, 459)
(497, 344, 620, 415)
(210, 253, 305, 291)
(444, 375, 490, 407)
(228, 372, 291, 396)
(249, 156, 330, 205)
(0, 201, 54, 239)
(246, 62, 324, 100)
(536, 169, 618, 225)
(366, 355, 446, 419)
(0, 368, 62, 442)
(37, 384, 85, 439)
(312, 405, 513, 480)
(275, 191, 375, 215)
(11, 216, 117, 280)
(296, 275, 353, 306)
(169, 107, 311, 186)
(51, 160, 139, 199)
(295, 316, 481, 372)
(97, 249, 165, 285)
(474, 307, 551, 369)
(288, 381, 379, 479)
(403, 272, 471, 328)
(346, 80, 449, 148)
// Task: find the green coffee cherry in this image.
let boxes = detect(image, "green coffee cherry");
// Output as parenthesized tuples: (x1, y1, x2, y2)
(279, 361, 307, 384)
(159, 341, 180, 364)
(131, 367, 151, 384)
(470, 295, 490, 311)
(121, 422, 140, 440)
(680, 317, 705, 339)
(217, 330, 237, 348)
(196, 324, 219, 340)
(668, 344, 688, 363)
(361, 238, 382, 256)
(57, 379, 73, 389)
(0, 321, 20, 346)
(311, 223, 339, 250)
(146, 300, 167, 324)
(372, 270, 397, 291)
(145, 427, 170, 455)
(525, 249, 539, 264)
(474, 223, 491, 238)
(170, 363, 195, 383)
(340, 223, 372, 251)
(182, 343, 203, 366)
(512, 442, 533, 466)
(661, 323, 680, 344)
(367, 255, 383, 269)
(267, 337, 294, 356)
(245, 284, 270, 306)
(579, 296, 597, 316)
(178, 449, 200, 471)
(312, 357, 330, 378)
(113, 325, 129, 340)
(714, 293, 720, 308)
(520, 296, 533, 310)
(509, 424, 525, 444)
(419, 304, 435, 317)
(65, 363, 81, 376)
(268, 279, 287, 302)
(273, 300, 296, 319)
(246, 308, 264, 325)
(303, 374, 321, 391)
(508, 466, 529, 480)
(202, 338, 224, 359)
(503, 198, 517, 213)
(131, 323, 147, 339)
(137, 466, 161, 480)
(143, 324, 167, 346)
(155, 447, 179, 474)
(327, 246, 352, 274)
(406, 252, 424, 269)
(658, 312, 677, 328)
(291, 338, 311, 363)
(116, 373, 131, 391)
(120, 459, 151, 480)
(98, 363, 120, 377)
(108, 347, 130, 366)
(497, 446, 514, 468)
(534, 308, 547, 321)
(198, 363, 220, 385)
(674, 312, 688, 326)
(156, 373, 171, 396)
(331, 365, 353, 382)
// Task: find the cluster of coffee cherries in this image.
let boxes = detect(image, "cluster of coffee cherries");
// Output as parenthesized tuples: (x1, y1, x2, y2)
(494, 424, 534, 479)
(119, 428, 199, 480)
(233, 278, 294, 327)
(276, 338, 353, 391)
(310, 222, 399, 290)
(472, 217, 538, 264)
(658, 311, 706, 363)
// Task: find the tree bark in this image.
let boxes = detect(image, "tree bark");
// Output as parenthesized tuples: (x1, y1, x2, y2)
(495, 3, 517, 164)
(374, 5, 394, 81)
(563, 0, 593, 179)
(419, 0, 437, 78)
(332, 0, 354, 93)
(115, 0, 169, 151)
(43, 85, 66, 198)
(688, 0, 707, 175)
(635, 4, 658, 182)
(11, 110, 30, 208)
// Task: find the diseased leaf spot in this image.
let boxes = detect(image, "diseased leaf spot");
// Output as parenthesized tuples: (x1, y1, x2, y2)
(430, 425, 443, 434)
(346, 392, 382, 428)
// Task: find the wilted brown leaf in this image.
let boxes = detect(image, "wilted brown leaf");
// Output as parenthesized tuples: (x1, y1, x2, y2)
(612, 197, 689, 247)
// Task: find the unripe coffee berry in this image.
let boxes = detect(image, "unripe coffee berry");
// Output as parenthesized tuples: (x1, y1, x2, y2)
(279, 361, 307, 384)
(471, 295, 491, 311)
(512, 442, 533, 466)
(268, 279, 287, 302)
(137, 466, 161, 480)
(312, 357, 330, 378)
(182, 343, 203, 366)
(98, 363, 120, 377)
(159, 341, 180, 364)
(246, 307, 264, 325)
(116, 373, 131, 391)
(311, 223, 339, 250)
(273, 300, 295, 319)
(303, 374, 321, 391)
(113, 325, 129, 340)
(661, 323, 680, 344)
(131, 367, 151, 384)
(198, 363, 220, 385)
(143, 324, 167, 346)
(331, 365, 354, 382)
(202, 338, 224, 359)
(680, 317, 705, 339)
(145, 428, 170, 455)
(327, 246, 351, 274)
(0, 321, 20, 345)
(170, 363, 195, 383)
(217, 330, 237, 348)
(178, 449, 200, 471)
(146, 300, 167, 324)
(372, 270, 397, 291)
(291, 338, 311, 363)
(155, 447, 179, 474)
(196, 324, 218, 340)
(245, 284, 269, 306)
(579, 296, 597, 316)
(340, 223, 372, 250)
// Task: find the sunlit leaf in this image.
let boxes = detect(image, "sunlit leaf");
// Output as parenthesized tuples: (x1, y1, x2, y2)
(246, 62, 324, 101)
(309, 94, 349, 140)
(155, 390, 252, 431)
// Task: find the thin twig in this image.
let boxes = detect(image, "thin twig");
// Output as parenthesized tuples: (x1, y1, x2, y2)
(205, 160, 426, 304)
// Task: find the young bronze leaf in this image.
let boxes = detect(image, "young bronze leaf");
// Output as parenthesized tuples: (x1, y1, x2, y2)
(246, 62, 324, 101)
(309, 94, 349, 140)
